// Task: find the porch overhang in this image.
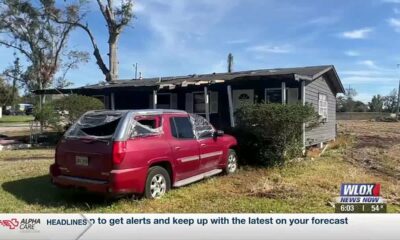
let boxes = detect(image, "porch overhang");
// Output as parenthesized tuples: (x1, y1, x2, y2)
(32, 65, 345, 95)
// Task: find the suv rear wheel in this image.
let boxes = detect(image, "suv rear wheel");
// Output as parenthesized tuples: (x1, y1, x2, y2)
(225, 149, 238, 174)
(144, 166, 171, 199)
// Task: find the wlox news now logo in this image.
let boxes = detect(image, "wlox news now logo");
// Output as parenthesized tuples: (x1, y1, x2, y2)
(337, 183, 384, 203)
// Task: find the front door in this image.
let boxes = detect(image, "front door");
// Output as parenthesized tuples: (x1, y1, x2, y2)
(232, 89, 254, 111)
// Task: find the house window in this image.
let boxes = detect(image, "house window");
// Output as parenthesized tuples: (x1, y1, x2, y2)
(193, 92, 206, 113)
(192, 92, 218, 114)
(157, 93, 171, 109)
(318, 93, 328, 121)
(265, 88, 282, 103)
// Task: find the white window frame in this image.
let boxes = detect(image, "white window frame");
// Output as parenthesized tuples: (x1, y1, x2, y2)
(318, 93, 328, 121)
(192, 91, 218, 114)
(265, 88, 282, 103)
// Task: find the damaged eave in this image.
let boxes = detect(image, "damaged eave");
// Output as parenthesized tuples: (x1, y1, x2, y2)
(294, 74, 313, 81)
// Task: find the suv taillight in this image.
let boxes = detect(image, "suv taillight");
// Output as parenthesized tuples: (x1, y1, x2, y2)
(54, 138, 65, 163)
(112, 141, 127, 165)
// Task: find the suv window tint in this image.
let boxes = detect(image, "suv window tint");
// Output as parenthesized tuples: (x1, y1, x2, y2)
(170, 117, 194, 139)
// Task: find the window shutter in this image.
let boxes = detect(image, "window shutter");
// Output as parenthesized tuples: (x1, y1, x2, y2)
(171, 93, 178, 109)
(185, 93, 193, 113)
(287, 88, 299, 104)
(210, 91, 218, 113)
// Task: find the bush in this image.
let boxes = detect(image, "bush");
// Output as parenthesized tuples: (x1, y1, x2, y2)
(33, 101, 61, 131)
(34, 94, 104, 131)
(233, 103, 319, 166)
(53, 94, 104, 125)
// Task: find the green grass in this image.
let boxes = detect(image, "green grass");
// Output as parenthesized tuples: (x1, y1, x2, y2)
(0, 115, 34, 124)
(0, 148, 399, 213)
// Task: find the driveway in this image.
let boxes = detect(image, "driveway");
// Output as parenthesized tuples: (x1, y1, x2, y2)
(0, 123, 31, 133)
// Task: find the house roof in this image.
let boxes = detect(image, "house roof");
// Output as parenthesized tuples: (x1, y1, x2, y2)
(34, 65, 345, 94)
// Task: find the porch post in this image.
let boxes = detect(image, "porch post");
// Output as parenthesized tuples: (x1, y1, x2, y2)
(153, 90, 157, 109)
(110, 92, 115, 110)
(281, 81, 286, 104)
(204, 86, 210, 121)
(227, 85, 235, 127)
(301, 80, 306, 149)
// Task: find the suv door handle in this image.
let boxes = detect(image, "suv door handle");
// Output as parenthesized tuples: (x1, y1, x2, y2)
(175, 146, 181, 150)
(200, 144, 206, 147)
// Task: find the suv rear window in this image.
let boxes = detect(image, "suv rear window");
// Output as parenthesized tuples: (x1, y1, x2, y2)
(65, 112, 123, 139)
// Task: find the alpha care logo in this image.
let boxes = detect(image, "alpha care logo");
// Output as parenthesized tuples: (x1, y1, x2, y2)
(0, 218, 19, 230)
(19, 218, 41, 232)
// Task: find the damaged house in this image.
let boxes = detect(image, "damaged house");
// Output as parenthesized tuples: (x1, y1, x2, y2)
(35, 65, 345, 147)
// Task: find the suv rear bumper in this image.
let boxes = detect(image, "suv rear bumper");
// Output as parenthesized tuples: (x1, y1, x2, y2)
(50, 164, 147, 195)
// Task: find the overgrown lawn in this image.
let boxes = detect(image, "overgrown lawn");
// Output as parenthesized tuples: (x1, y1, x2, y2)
(0, 146, 399, 213)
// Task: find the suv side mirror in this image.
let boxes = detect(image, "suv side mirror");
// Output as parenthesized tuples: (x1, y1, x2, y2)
(213, 130, 224, 138)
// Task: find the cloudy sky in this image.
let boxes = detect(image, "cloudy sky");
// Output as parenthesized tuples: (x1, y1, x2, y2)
(1, 0, 400, 102)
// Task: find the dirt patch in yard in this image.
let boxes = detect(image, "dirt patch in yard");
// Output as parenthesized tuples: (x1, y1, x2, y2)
(338, 120, 400, 179)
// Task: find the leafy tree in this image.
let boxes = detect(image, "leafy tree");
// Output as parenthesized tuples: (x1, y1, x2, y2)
(0, 0, 87, 98)
(336, 87, 365, 112)
(46, 0, 135, 82)
(2, 55, 23, 109)
(368, 95, 384, 112)
(353, 101, 368, 112)
(0, 77, 14, 107)
(383, 89, 398, 113)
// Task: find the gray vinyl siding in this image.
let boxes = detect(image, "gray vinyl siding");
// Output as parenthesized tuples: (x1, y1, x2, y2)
(305, 76, 336, 146)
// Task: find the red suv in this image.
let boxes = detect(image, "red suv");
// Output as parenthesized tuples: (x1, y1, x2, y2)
(50, 110, 238, 199)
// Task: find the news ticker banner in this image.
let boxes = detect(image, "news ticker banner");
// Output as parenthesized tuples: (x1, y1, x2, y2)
(0, 214, 399, 240)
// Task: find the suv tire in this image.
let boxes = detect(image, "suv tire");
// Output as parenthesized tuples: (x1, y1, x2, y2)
(224, 149, 238, 174)
(144, 166, 171, 199)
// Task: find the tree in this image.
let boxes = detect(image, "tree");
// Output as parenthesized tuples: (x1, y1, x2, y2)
(368, 94, 384, 112)
(2, 54, 23, 109)
(47, 0, 135, 82)
(0, 0, 87, 96)
(383, 89, 398, 113)
(0, 77, 14, 107)
(336, 87, 358, 112)
(353, 101, 368, 112)
(53, 50, 90, 89)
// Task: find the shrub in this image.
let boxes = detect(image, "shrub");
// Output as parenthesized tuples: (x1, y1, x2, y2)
(34, 94, 104, 132)
(53, 94, 104, 125)
(233, 103, 319, 166)
(33, 101, 61, 131)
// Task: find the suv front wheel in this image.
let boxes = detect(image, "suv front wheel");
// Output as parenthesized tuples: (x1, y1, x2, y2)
(225, 149, 238, 174)
(144, 166, 171, 199)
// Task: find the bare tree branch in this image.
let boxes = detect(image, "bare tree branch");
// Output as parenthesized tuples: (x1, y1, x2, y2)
(0, 40, 33, 62)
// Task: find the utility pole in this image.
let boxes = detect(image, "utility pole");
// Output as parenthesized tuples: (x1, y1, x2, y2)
(227, 53, 233, 73)
(397, 65, 400, 119)
(396, 79, 400, 119)
(134, 63, 138, 79)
